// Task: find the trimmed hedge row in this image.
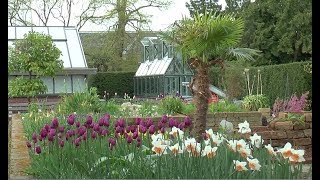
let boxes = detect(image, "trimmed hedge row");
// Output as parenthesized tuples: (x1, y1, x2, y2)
(209, 61, 312, 106)
(87, 72, 135, 98)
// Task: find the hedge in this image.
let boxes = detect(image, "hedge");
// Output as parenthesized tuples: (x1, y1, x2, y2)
(209, 61, 312, 106)
(87, 72, 135, 98)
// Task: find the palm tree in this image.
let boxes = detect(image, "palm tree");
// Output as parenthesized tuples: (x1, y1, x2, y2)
(162, 11, 260, 138)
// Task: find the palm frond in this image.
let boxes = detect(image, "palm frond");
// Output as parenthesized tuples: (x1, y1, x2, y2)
(226, 48, 262, 61)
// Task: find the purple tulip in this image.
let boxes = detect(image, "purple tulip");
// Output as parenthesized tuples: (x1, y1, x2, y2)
(116, 126, 124, 134)
(97, 128, 103, 136)
(178, 122, 185, 130)
(38, 135, 43, 141)
(124, 132, 128, 138)
(44, 124, 50, 131)
(78, 126, 86, 136)
(67, 114, 75, 125)
(74, 137, 81, 147)
(60, 140, 65, 148)
(103, 118, 110, 127)
(132, 131, 138, 139)
(114, 120, 120, 128)
(40, 128, 47, 138)
(59, 126, 65, 133)
(130, 125, 137, 133)
(126, 135, 133, 144)
(135, 117, 141, 125)
(108, 138, 116, 149)
(86, 115, 93, 126)
(203, 133, 209, 140)
(98, 118, 104, 126)
(49, 129, 56, 137)
(26, 141, 32, 148)
(91, 131, 97, 139)
(160, 127, 165, 134)
(104, 114, 110, 121)
(82, 132, 87, 141)
(184, 116, 191, 126)
(157, 121, 164, 129)
(75, 121, 80, 128)
(136, 136, 141, 143)
(145, 118, 153, 128)
(102, 129, 109, 136)
(148, 125, 156, 134)
(65, 134, 69, 141)
(32, 132, 37, 143)
(118, 118, 125, 128)
(168, 118, 176, 128)
(161, 115, 168, 124)
(48, 135, 54, 142)
(93, 123, 100, 132)
(139, 120, 146, 127)
(51, 118, 59, 129)
(125, 126, 131, 133)
(139, 125, 147, 134)
(35, 145, 41, 154)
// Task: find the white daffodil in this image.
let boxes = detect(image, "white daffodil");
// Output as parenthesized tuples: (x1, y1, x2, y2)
(238, 120, 251, 134)
(265, 144, 277, 156)
(250, 133, 264, 148)
(246, 157, 261, 171)
(151, 140, 168, 156)
(211, 133, 225, 146)
(227, 140, 238, 152)
(151, 134, 164, 142)
(236, 139, 247, 151)
(202, 146, 218, 158)
(204, 139, 211, 146)
(169, 143, 184, 156)
(184, 138, 201, 156)
(233, 160, 248, 171)
(205, 129, 214, 139)
(169, 126, 184, 139)
(289, 149, 305, 163)
(238, 147, 252, 158)
(278, 142, 294, 159)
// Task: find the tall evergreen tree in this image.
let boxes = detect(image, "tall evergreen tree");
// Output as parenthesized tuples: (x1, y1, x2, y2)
(186, 0, 222, 17)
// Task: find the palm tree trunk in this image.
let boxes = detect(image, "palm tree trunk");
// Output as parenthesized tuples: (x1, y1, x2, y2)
(191, 63, 210, 138)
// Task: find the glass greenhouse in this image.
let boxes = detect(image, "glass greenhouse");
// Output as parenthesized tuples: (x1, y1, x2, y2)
(8, 26, 97, 95)
(134, 37, 194, 98)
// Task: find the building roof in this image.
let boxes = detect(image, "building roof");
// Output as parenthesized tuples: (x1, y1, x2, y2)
(8, 26, 96, 74)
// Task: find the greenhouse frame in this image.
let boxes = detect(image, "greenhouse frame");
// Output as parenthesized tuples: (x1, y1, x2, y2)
(134, 37, 194, 98)
(8, 26, 97, 95)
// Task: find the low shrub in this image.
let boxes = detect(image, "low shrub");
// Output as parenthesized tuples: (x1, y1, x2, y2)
(209, 101, 245, 113)
(242, 94, 269, 111)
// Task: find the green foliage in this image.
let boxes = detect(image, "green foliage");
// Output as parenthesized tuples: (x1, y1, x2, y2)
(181, 103, 196, 115)
(209, 101, 244, 113)
(100, 100, 121, 116)
(138, 100, 159, 117)
(186, 0, 222, 17)
(8, 77, 47, 97)
(280, 113, 305, 126)
(57, 87, 102, 114)
(240, 0, 312, 65)
(210, 61, 312, 106)
(8, 31, 63, 98)
(8, 31, 63, 76)
(158, 96, 184, 115)
(242, 94, 269, 111)
(87, 72, 135, 98)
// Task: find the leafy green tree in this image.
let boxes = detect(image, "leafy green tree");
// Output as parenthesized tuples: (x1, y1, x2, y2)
(186, 0, 222, 17)
(240, 0, 312, 65)
(8, 31, 63, 100)
(162, 12, 260, 137)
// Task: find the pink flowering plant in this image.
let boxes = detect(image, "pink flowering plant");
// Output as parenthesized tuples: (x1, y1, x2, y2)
(23, 114, 305, 179)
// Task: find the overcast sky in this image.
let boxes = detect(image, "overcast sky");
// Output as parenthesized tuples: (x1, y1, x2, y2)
(79, 0, 227, 32)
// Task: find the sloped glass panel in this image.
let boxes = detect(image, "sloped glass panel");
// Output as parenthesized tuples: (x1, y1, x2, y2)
(72, 75, 86, 92)
(48, 27, 66, 40)
(65, 28, 86, 67)
(8, 27, 15, 39)
(32, 27, 49, 35)
(159, 57, 172, 74)
(54, 75, 72, 93)
(40, 76, 53, 93)
(53, 41, 71, 68)
(16, 27, 32, 39)
(150, 59, 162, 75)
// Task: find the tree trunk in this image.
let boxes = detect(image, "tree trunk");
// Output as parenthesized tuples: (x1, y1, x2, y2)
(115, 0, 127, 59)
(191, 63, 210, 139)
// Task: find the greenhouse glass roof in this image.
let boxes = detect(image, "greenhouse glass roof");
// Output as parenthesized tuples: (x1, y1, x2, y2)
(135, 56, 172, 77)
(8, 26, 89, 69)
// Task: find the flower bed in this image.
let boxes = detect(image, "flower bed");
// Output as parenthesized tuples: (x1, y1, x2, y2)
(21, 113, 307, 179)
